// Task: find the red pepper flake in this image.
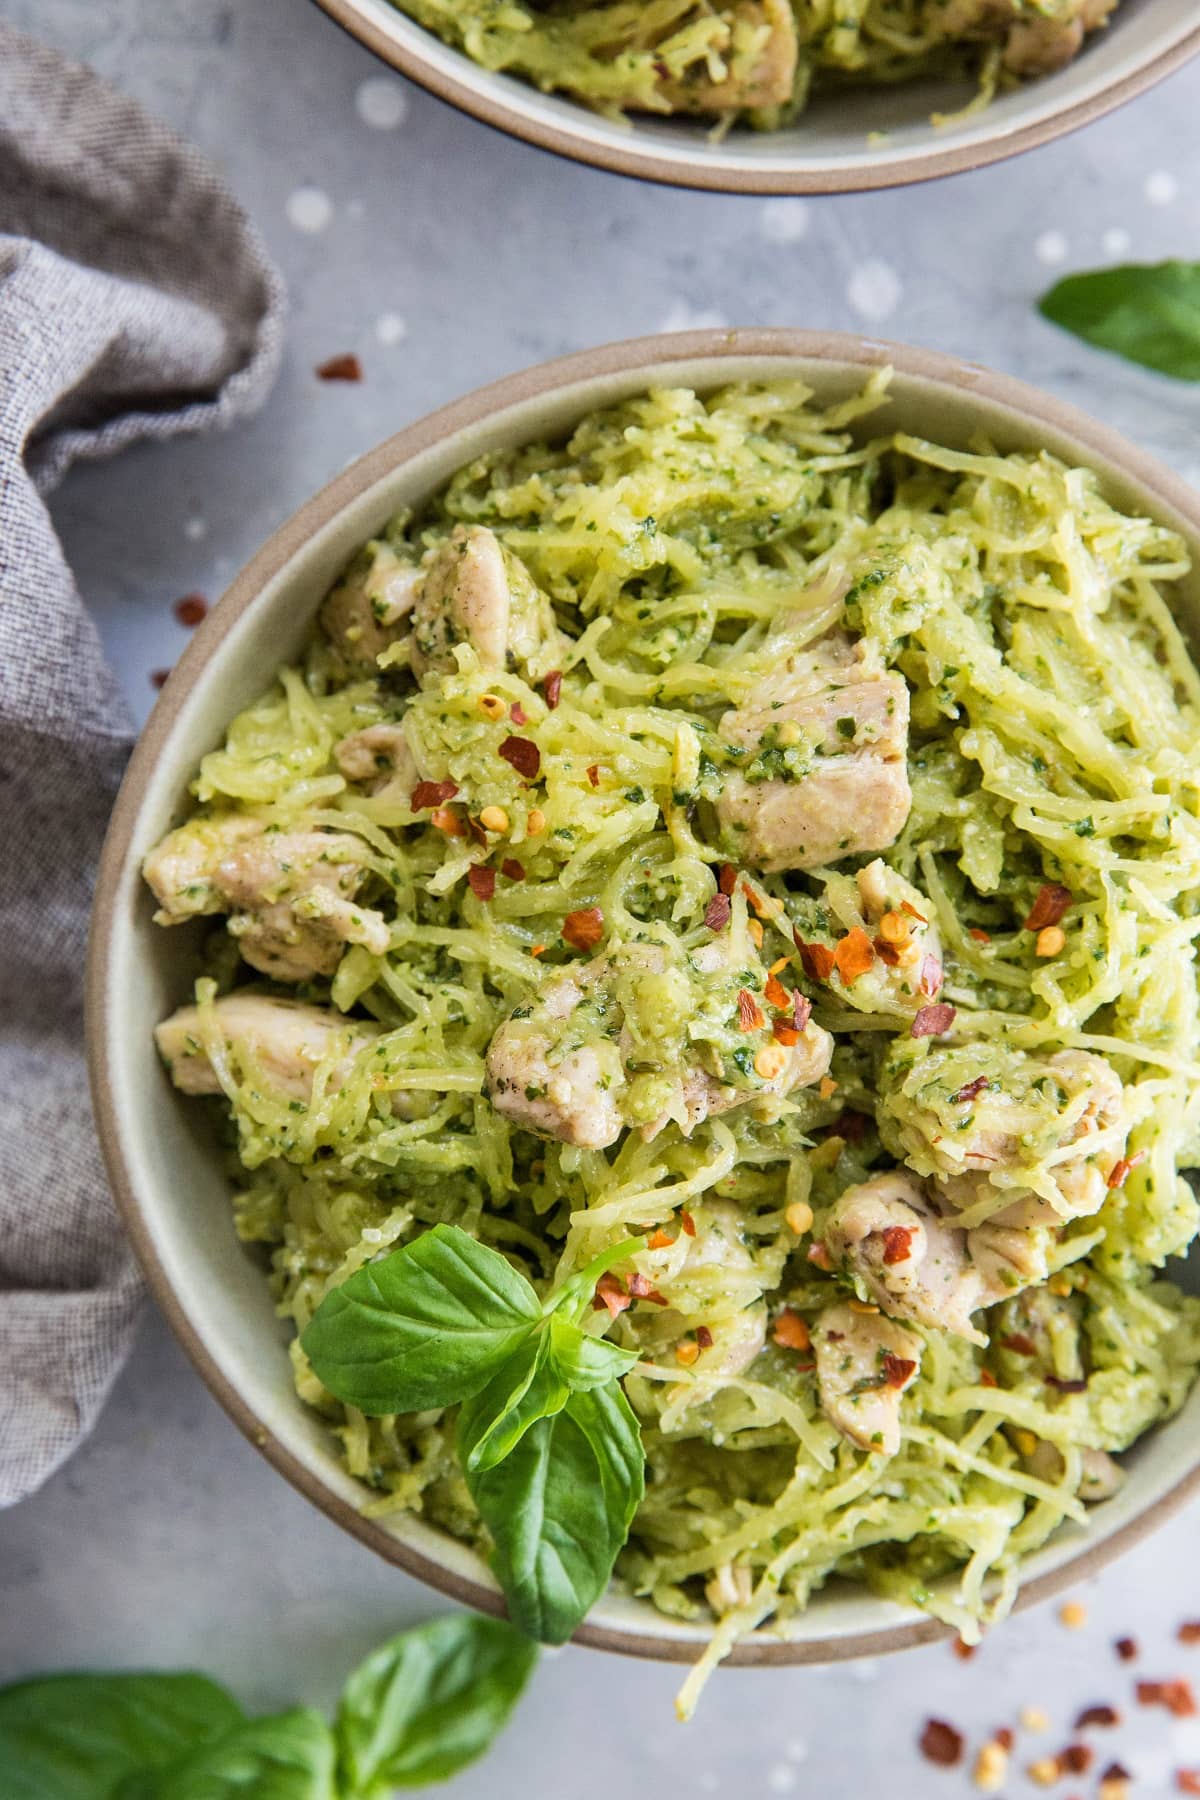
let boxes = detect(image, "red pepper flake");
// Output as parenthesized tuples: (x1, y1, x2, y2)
(704, 892, 732, 932)
(833, 927, 875, 984)
(1075, 1705, 1120, 1729)
(795, 934, 836, 982)
(911, 1003, 956, 1039)
(587, 763, 600, 788)
(498, 735, 540, 780)
(1115, 1637, 1139, 1662)
(952, 1638, 977, 1662)
(316, 352, 363, 382)
(626, 1273, 667, 1305)
(411, 779, 459, 810)
(717, 863, 737, 896)
(994, 1727, 1014, 1751)
(467, 865, 496, 901)
(1107, 1150, 1147, 1190)
(968, 926, 991, 943)
(773, 1021, 801, 1046)
(1138, 1679, 1197, 1717)
(773, 1308, 811, 1352)
(807, 1242, 832, 1271)
(918, 1719, 964, 1767)
(680, 1211, 696, 1238)
(1179, 1623, 1200, 1644)
(696, 1325, 713, 1350)
(1059, 1745, 1094, 1775)
(543, 670, 562, 710)
(1025, 882, 1073, 931)
(882, 1225, 915, 1266)
(882, 1352, 917, 1388)
(764, 972, 790, 1011)
(919, 953, 943, 997)
(562, 907, 604, 952)
(467, 816, 489, 848)
(736, 989, 765, 1032)
(593, 1274, 630, 1318)
(500, 858, 526, 882)
(979, 1368, 998, 1387)
(173, 592, 208, 627)
(952, 1075, 988, 1105)
(509, 701, 528, 725)
(1178, 1772, 1200, 1794)
(1046, 1374, 1088, 1393)
(150, 667, 171, 689)
(793, 992, 812, 1033)
(900, 899, 928, 924)
(1000, 1332, 1037, 1356)
(646, 1228, 674, 1250)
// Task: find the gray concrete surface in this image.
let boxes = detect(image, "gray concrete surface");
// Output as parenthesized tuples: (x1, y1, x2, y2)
(3, 0, 1200, 1790)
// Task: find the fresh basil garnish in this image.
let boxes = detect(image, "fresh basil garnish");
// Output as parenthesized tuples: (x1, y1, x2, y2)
(300, 1223, 542, 1413)
(334, 1614, 537, 1793)
(1038, 260, 1200, 381)
(465, 1384, 646, 1645)
(302, 1224, 647, 1642)
(0, 1672, 245, 1799)
(0, 1615, 535, 1798)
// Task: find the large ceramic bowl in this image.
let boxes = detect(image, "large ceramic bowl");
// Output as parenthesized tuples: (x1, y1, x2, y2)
(314, 0, 1200, 194)
(89, 330, 1200, 1666)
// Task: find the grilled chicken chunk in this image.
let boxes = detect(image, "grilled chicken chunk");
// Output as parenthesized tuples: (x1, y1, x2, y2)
(939, 0, 1114, 73)
(411, 525, 563, 681)
(334, 722, 418, 806)
(485, 970, 626, 1150)
(662, 0, 797, 112)
(320, 543, 422, 676)
(156, 994, 378, 1104)
(716, 632, 911, 872)
(814, 1302, 921, 1455)
(144, 815, 389, 981)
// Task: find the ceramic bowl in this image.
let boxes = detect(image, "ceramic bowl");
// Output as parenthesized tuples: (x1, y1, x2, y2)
(313, 0, 1200, 194)
(89, 329, 1200, 1666)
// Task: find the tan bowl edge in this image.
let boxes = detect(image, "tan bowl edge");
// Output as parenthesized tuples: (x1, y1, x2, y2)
(310, 0, 1200, 195)
(87, 328, 1200, 1666)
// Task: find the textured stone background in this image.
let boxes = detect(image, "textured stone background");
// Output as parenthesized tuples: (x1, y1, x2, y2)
(2, 1, 1200, 1791)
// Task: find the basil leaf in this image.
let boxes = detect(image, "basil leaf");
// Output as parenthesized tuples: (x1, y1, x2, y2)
(334, 1614, 536, 1793)
(1038, 261, 1200, 380)
(0, 1672, 244, 1800)
(467, 1382, 645, 1643)
(546, 1313, 638, 1390)
(457, 1332, 570, 1476)
(301, 1224, 541, 1413)
(115, 1709, 336, 1799)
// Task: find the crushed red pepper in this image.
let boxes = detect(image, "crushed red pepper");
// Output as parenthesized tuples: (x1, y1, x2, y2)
(794, 932, 836, 981)
(717, 863, 736, 896)
(1115, 1637, 1139, 1662)
(1075, 1705, 1120, 1729)
(1025, 882, 1073, 930)
(882, 1352, 917, 1388)
(833, 927, 874, 983)
(881, 1225, 915, 1265)
(1138, 1679, 1197, 1717)
(680, 1211, 696, 1238)
(543, 670, 563, 710)
(467, 865, 496, 901)
(498, 735, 540, 779)
(695, 1325, 713, 1350)
(562, 907, 604, 952)
(316, 352, 362, 382)
(593, 1274, 630, 1317)
(704, 893, 732, 932)
(736, 988, 765, 1032)
(500, 858, 525, 882)
(1179, 1623, 1200, 1644)
(773, 1308, 810, 1352)
(911, 1002, 956, 1038)
(173, 592, 208, 627)
(918, 1720, 964, 1767)
(1000, 1332, 1037, 1356)
(952, 1075, 989, 1105)
(411, 779, 459, 810)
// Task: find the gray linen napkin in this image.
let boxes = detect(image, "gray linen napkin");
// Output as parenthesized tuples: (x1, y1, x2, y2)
(0, 22, 285, 1505)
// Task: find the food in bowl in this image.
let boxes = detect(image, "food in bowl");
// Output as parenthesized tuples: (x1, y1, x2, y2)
(144, 371, 1200, 1692)
(390, 0, 1120, 128)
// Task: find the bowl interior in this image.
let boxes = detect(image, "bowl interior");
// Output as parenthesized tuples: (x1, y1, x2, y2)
(321, 0, 1200, 190)
(92, 335, 1200, 1662)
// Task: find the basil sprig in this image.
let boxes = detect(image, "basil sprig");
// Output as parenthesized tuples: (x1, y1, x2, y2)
(0, 1615, 535, 1799)
(1039, 260, 1200, 381)
(302, 1224, 646, 1643)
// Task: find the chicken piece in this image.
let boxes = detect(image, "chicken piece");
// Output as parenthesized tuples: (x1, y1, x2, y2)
(144, 814, 390, 982)
(334, 722, 418, 806)
(1023, 1437, 1124, 1503)
(1003, 0, 1115, 75)
(156, 994, 378, 1105)
(716, 632, 911, 872)
(676, 1201, 769, 1377)
(881, 1041, 1129, 1222)
(320, 542, 421, 675)
(814, 1302, 921, 1456)
(661, 0, 797, 113)
(485, 938, 833, 1149)
(410, 525, 563, 682)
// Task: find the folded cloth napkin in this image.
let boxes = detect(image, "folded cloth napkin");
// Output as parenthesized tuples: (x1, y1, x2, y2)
(0, 23, 285, 1505)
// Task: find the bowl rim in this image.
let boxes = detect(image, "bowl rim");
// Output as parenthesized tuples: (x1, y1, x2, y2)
(88, 327, 1200, 1666)
(311, 0, 1200, 195)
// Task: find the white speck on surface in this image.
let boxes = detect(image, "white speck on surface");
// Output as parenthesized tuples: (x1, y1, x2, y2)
(846, 260, 902, 322)
(785, 1739, 810, 1764)
(286, 185, 333, 233)
(375, 311, 408, 346)
(1146, 169, 1178, 206)
(1102, 226, 1132, 258)
(759, 199, 810, 244)
(1035, 230, 1069, 265)
(183, 516, 207, 542)
(766, 1764, 797, 1793)
(659, 300, 728, 333)
(852, 1656, 881, 1682)
(355, 75, 409, 130)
